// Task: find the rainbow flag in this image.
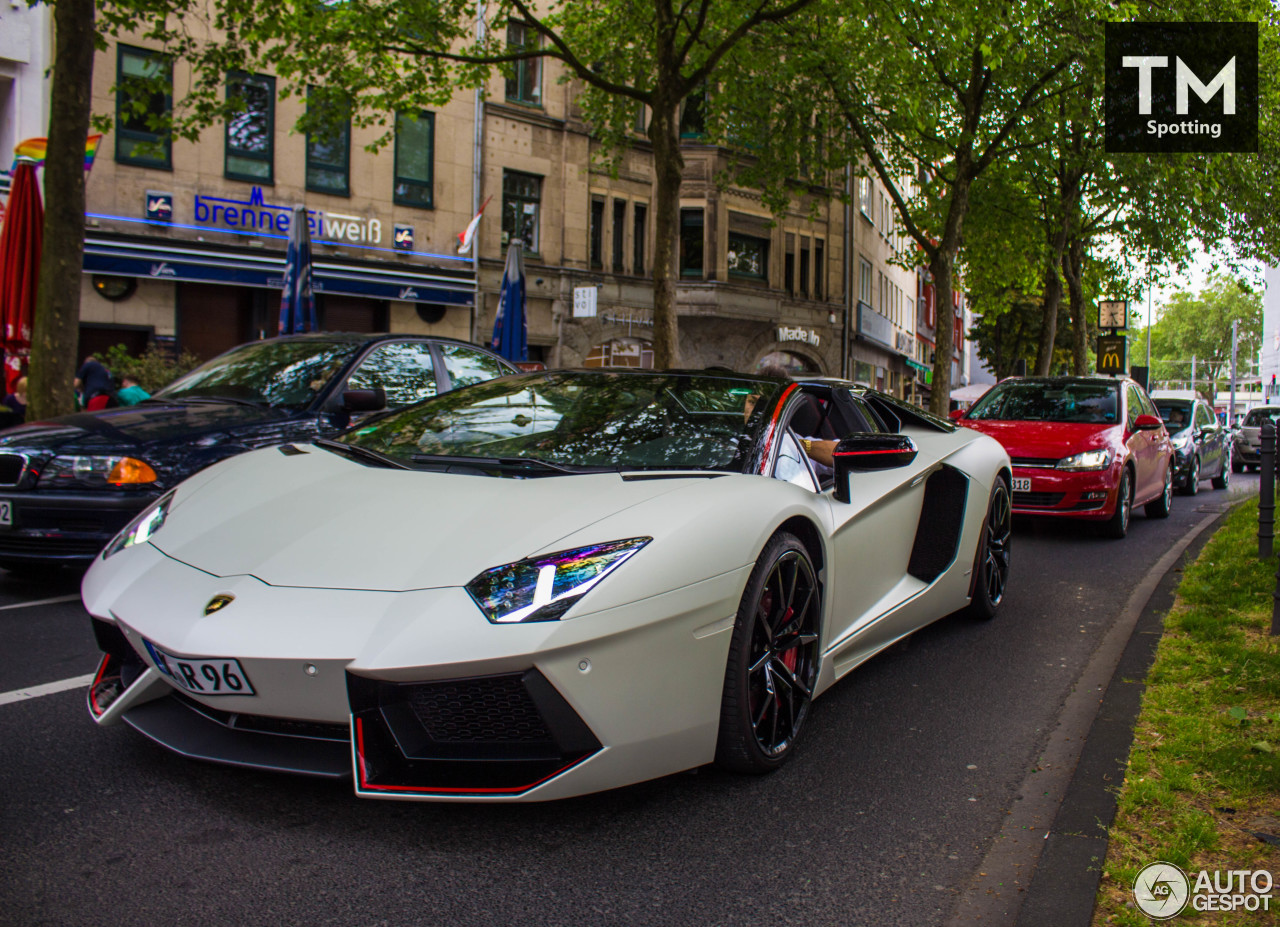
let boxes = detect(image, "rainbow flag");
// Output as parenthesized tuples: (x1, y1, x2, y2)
(13, 134, 103, 171)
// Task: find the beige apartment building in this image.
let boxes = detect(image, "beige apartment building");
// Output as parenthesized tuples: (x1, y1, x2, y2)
(75, 31, 932, 393)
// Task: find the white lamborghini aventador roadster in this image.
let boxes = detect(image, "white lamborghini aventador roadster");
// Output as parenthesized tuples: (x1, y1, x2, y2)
(83, 368, 1012, 801)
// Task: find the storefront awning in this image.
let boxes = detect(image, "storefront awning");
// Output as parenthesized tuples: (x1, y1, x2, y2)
(82, 232, 476, 305)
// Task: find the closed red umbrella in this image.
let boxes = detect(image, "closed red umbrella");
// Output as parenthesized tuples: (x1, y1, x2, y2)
(0, 161, 43, 395)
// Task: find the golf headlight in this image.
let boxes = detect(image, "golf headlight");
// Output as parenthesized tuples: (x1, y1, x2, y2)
(103, 491, 174, 559)
(467, 537, 651, 624)
(1058, 449, 1112, 470)
(1171, 433, 1191, 450)
(41, 455, 158, 488)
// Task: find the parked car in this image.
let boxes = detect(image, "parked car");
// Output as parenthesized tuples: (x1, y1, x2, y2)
(0, 333, 517, 572)
(1232, 406, 1280, 473)
(954, 375, 1174, 538)
(1150, 394, 1229, 493)
(83, 369, 1012, 800)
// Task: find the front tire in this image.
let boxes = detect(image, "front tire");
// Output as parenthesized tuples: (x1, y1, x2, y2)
(715, 532, 821, 775)
(966, 478, 1012, 620)
(1180, 455, 1200, 495)
(1145, 463, 1173, 518)
(1101, 468, 1133, 539)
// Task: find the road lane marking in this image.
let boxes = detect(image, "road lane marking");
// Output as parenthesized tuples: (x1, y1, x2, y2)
(0, 673, 95, 706)
(0, 594, 81, 611)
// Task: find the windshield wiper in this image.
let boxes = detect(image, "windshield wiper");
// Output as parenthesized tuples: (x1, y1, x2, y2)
(314, 438, 408, 469)
(409, 454, 604, 475)
(155, 395, 277, 410)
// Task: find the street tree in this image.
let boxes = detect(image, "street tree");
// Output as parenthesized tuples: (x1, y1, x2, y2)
(722, 0, 1090, 416)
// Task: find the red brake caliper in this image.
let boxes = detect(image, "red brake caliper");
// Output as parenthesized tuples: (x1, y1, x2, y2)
(779, 607, 798, 673)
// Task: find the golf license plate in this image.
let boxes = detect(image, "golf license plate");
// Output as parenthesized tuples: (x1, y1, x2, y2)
(0, 500, 10, 526)
(143, 639, 256, 696)
(1011, 477, 1032, 493)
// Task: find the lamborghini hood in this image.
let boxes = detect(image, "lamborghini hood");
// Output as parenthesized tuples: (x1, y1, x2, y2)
(148, 443, 696, 591)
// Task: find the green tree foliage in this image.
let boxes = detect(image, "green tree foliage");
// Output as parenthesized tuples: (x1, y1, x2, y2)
(1134, 273, 1263, 391)
(98, 343, 202, 393)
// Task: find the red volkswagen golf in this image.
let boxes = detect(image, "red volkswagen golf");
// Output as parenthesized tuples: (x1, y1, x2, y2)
(955, 376, 1174, 538)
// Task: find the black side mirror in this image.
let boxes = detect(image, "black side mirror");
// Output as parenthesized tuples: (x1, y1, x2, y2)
(832, 433, 918, 503)
(341, 388, 386, 412)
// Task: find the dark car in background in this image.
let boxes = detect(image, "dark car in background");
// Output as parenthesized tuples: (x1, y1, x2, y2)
(0, 333, 516, 572)
(1233, 406, 1280, 473)
(1151, 395, 1229, 494)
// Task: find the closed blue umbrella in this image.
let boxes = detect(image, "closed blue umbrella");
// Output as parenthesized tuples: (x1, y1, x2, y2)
(278, 204, 317, 334)
(490, 242, 528, 363)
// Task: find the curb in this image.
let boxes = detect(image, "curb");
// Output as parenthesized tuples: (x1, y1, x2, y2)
(1014, 508, 1231, 926)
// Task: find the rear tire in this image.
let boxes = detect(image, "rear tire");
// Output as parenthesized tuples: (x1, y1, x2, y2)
(715, 532, 821, 775)
(1180, 456, 1200, 495)
(1145, 464, 1173, 518)
(1233, 458, 1245, 474)
(1101, 469, 1132, 539)
(966, 478, 1012, 621)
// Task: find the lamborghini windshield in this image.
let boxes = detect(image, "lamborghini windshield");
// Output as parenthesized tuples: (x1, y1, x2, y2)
(966, 379, 1119, 424)
(338, 370, 784, 471)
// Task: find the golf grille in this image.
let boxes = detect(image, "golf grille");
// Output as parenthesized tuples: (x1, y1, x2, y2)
(1014, 491, 1065, 508)
(406, 675, 554, 745)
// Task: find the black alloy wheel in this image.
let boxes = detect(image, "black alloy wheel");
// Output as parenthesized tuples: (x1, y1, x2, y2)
(966, 479, 1012, 620)
(1102, 468, 1133, 539)
(716, 531, 821, 774)
(1145, 463, 1173, 518)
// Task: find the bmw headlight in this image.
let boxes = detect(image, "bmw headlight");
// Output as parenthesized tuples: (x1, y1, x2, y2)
(103, 491, 175, 559)
(41, 455, 158, 489)
(1058, 449, 1112, 470)
(466, 537, 651, 624)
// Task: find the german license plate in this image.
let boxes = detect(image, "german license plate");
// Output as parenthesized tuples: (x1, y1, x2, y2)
(1011, 477, 1031, 492)
(0, 501, 10, 526)
(143, 639, 255, 696)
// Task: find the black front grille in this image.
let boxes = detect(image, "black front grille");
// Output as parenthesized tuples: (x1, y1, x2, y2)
(1011, 457, 1060, 468)
(406, 675, 554, 745)
(170, 689, 349, 742)
(0, 454, 26, 485)
(1014, 491, 1066, 507)
(0, 535, 106, 557)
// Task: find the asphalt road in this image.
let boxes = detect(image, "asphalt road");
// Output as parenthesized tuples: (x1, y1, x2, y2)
(0, 473, 1259, 927)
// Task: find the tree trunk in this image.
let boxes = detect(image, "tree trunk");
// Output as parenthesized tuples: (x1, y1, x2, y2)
(1034, 265, 1063, 376)
(28, 0, 95, 421)
(927, 173, 971, 418)
(1063, 235, 1089, 375)
(647, 87, 684, 370)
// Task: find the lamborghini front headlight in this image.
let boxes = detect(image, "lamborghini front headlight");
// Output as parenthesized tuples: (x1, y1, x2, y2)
(102, 491, 175, 559)
(466, 537, 651, 624)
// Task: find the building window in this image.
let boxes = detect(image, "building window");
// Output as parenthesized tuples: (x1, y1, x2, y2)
(859, 176, 873, 219)
(502, 169, 541, 252)
(859, 258, 873, 305)
(505, 22, 542, 105)
(799, 236, 810, 295)
(224, 72, 273, 183)
(116, 46, 172, 169)
(612, 199, 627, 273)
(585, 338, 654, 368)
(756, 350, 818, 375)
(590, 198, 604, 270)
(727, 232, 769, 281)
(679, 208, 704, 277)
(305, 88, 350, 196)
(814, 239, 824, 300)
(633, 203, 647, 274)
(393, 110, 434, 209)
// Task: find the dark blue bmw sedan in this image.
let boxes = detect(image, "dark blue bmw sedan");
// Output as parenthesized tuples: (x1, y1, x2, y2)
(0, 333, 516, 572)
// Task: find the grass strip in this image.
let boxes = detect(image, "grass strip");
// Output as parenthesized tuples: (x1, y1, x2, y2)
(1093, 499, 1280, 925)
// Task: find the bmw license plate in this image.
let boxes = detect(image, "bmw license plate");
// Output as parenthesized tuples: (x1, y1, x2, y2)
(143, 639, 255, 696)
(1011, 477, 1031, 493)
(0, 501, 10, 526)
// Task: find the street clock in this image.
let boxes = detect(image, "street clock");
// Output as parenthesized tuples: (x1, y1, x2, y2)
(1098, 300, 1128, 330)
